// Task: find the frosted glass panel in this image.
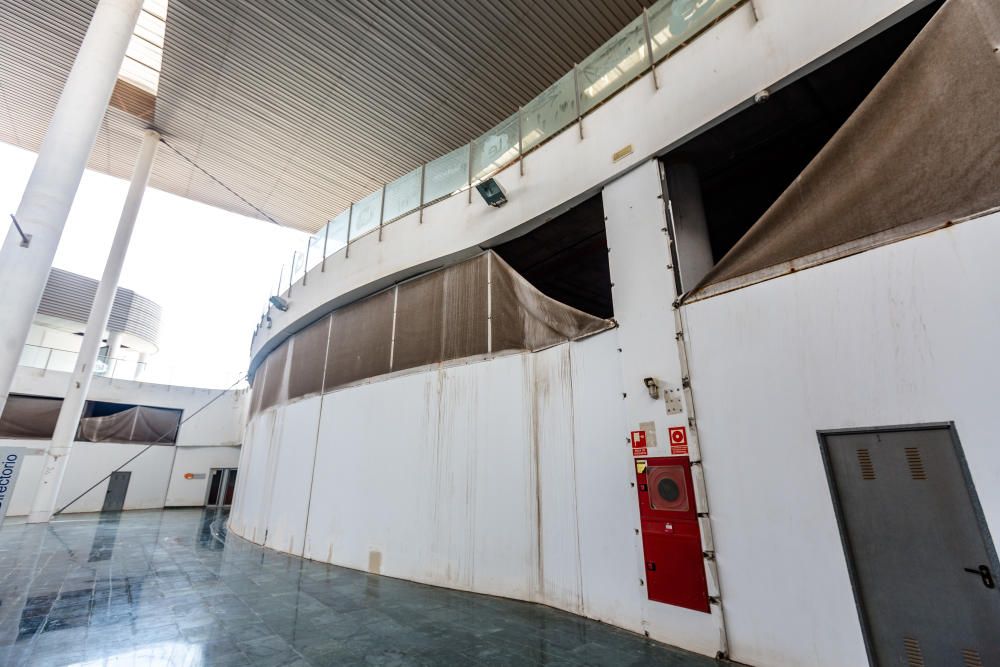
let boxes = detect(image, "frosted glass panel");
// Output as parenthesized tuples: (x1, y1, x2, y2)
(290, 249, 306, 284)
(383, 167, 422, 222)
(423, 145, 469, 204)
(306, 231, 325, 271)
(648, 0, 738, 62)
(350, 190, 382, 240)
(521, 72, 577, 153)
(326, 210, 350, 257)
(578, 16, 648, 114)
(471, 114, 519, 184)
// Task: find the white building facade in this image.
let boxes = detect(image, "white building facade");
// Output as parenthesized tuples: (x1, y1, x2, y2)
(230, 0, 1000, 664)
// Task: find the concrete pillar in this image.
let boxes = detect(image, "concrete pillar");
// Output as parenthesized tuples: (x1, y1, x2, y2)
(0, 0, 143, 418)
(134, 352, 149, 381)
(26, 130, 159, 524)
(106, 331, 124, 360)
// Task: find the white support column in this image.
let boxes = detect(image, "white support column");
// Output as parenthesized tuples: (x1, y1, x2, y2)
(0, 0, 143, 417)
(26, 130, 159, 524)
(134, 352, 149, 381)
(106, 331, 124, 360)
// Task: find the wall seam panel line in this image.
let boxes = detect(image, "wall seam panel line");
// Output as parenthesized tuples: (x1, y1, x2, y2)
(299, 394, 326, 559)
(567, 344, 586, 612)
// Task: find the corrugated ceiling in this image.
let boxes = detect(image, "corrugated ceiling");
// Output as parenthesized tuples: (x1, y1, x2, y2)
(0, 0, 652, 233)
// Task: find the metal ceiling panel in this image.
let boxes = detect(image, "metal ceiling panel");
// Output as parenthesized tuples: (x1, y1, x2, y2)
(0, 0, 651, 232)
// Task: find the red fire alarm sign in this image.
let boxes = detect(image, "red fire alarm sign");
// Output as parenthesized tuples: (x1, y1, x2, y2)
(668, 427, 688, 455)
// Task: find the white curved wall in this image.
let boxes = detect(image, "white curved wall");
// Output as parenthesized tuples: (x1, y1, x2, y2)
(230, 334, 668, 623)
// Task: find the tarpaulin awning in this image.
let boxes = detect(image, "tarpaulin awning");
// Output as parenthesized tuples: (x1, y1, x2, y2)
(250, 251, 614, 415)
(76, 406, 181, 445)
(687, 0, 1000, 301)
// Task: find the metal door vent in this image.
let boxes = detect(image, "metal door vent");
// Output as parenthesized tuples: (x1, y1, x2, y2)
(903, 636, 925, 666)
(856, 448, 876, 480)
(904, 447, 927, 480)
(961, 648, 984, 667)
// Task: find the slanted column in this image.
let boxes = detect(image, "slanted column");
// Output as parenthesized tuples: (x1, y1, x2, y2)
(26, 130, 159, 524)
(0, 0, 143, 418)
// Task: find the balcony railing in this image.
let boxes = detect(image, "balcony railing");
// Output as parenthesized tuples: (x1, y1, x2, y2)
(253, 0, 744, 340)
(19, 344, 147, 380)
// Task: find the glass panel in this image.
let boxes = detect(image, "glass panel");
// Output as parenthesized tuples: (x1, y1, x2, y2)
(521, 72, 577, 153)
(206, 469, 223, 506)
(423, 145, 469, 204)
(223, 469, 237, 505)
(471, 114, 519, 184)
(19, 344, 50, 369)
(383, 167, 422, 222)
(350, 190, 383, 241)
(306, 230, 325, 272)
(48, 349, 77, 373)
(290, 249, 306, 284)
(325, 210, 350, 257)
(648, 0, 739, 62)
(578, 15, 648, 114)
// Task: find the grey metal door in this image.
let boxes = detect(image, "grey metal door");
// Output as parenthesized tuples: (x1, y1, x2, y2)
(101, 471, 131, 512)
(821, 424, 1000, 666)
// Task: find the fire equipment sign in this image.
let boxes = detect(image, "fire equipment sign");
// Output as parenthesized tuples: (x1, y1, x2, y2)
(669, 427, 688, 455)
(630, 430, 647, 456)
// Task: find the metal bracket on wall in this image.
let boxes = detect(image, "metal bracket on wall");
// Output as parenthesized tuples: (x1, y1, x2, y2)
(9, 214, 30, 247)
(664, 384, 684, 415)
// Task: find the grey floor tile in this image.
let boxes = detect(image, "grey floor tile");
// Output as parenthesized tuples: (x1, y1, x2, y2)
(0, 508, 719, 667)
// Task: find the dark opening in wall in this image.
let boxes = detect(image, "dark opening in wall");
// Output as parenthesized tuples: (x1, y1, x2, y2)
(83, 400, 138, 419)
(491, 193, 613, 319)
(662, 1, 942, 286)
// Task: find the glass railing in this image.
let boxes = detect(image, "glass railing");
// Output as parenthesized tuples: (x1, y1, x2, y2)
(260, 0, 743, 332)
(19, 344, 148, 380)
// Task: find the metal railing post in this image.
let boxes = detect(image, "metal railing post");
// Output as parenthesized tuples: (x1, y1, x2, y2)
(418, 165, 426, 224)
(517, 106, 524, 176)
(643, 8, 659, 91)
(302, 241, 310, 286)
(377, 183, 387, 242)
(321, 221, 329, 272)
(573, 63, 584, 140)
(344, 203, 354, 258)
(467, 142, 474, 204)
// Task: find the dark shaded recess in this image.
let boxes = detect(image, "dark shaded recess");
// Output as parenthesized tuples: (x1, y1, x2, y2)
(493, 193, 613, 319)
(666, 1, 943, 263)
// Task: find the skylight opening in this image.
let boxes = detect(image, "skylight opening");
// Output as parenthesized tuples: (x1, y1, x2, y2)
(117, 0, 167, 95)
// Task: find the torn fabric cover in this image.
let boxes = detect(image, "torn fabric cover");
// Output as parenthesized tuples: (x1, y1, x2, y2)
(688, 0, 1000, 300)
(77, 406, 181, 444)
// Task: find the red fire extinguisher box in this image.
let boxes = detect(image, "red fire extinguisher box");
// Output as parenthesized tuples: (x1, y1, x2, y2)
(635, 455, 710, 613)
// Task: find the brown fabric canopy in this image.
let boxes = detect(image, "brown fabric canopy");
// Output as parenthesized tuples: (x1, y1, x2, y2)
(249, 251, 614, 416)
(0, 395, 62, 439)
(689, 0, 1000, 300)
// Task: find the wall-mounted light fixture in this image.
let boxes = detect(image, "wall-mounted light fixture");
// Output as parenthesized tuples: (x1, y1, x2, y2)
(269, 296, 289, 312)
(475, 178, 508, 208)
(643, 377, 660, 400)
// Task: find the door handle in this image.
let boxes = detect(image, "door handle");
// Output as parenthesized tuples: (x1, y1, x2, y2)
(963, 565, 996, 589)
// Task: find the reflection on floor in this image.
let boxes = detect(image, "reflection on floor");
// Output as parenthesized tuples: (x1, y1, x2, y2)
(0, 509, 718, 666)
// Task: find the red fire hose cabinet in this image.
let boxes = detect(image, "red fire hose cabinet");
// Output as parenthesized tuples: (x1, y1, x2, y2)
(634, 456, 710, 613)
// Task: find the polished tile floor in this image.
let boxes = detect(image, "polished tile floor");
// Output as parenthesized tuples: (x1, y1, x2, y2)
(0, 509, 719, 666)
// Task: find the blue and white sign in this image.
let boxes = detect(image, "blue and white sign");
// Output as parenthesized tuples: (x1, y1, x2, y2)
(0, 447, 25, 529)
